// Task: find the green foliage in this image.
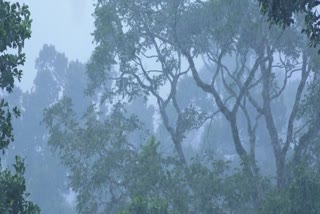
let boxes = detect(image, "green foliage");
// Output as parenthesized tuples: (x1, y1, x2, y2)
(0, 0, 31, 152)
(223, 171, 270, 213)
(38, 0, 320, 213)
(0, 1, 39, 213)
(44, 99, 271, 213)
(119, 196, 169, 214)
(258, 0, 303, 27)
(0, 0, 31, 92)
(0, 156, 40, 213)
(259, 165, 320, 214)
(258, 188, 290, 214)
(44, 99, 142, 213)
(258, 0, 320, 50)
(299, 76, 320, 124)
(0, 99, 15, 152)
(3, 45, 80, 213)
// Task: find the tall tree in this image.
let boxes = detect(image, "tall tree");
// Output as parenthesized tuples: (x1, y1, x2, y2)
(91, 0, 320, 188)
(88, 0, 210, 165)
(43, 0, 320, 212)
(0, 0, 39, 213)
(14, 45, 74, 213)
(6, 45, 97, 213)
(170, 0, 311, 188)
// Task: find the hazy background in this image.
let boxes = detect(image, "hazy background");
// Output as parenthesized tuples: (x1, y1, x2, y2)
(14, 0, 95, 91)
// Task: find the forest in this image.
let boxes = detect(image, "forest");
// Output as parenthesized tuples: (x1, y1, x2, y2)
(1, 0, 320, 213)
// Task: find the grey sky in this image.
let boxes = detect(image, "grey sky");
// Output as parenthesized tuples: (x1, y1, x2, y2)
(14, 0, 95, 91)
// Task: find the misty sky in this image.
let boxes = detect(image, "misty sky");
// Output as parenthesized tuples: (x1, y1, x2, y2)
(14, 0, 95, 91)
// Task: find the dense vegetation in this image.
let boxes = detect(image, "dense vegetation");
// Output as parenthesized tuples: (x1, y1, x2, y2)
(2, 0, 320, 213)
(0, 0, 39, 213)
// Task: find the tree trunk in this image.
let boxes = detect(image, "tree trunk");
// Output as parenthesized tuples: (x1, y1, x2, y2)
(229, 114, 253, 176)
(174, 140, 187, 165)
(275, 152, 287, 187)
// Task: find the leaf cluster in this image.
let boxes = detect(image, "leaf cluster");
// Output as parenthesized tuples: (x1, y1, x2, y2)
(0, 156, 40, 214)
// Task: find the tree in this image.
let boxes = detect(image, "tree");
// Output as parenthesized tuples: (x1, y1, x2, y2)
(258, 0, 320, 50)
(88, 0, 210, 165)
(42, 0, 320, 212)
(173, 0, 311, 188)
(44, 100, 144, 213)
(44, 99, 258, 213)
(89, 0, 313, 188)
(0, 156, 40, 213)
(0, 0, 39, 213)
(0, 0, 31, 151)
(6, 45, 77, 213)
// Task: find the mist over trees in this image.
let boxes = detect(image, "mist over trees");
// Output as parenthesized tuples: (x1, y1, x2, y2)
(2, 0, 320, 213)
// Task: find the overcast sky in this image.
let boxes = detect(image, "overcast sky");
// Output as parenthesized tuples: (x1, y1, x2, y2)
(13, 0, 95, 91)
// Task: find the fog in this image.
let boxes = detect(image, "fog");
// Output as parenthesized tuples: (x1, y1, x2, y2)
(2, 0, 320, 213)
(14, 0, 94, 91)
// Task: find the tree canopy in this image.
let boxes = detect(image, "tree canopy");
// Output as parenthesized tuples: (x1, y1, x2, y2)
(1, 0, 319, 213)
(40, 0, 320, 213)
(258, 0, 320, 49)
(0, 1, 39, 213)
